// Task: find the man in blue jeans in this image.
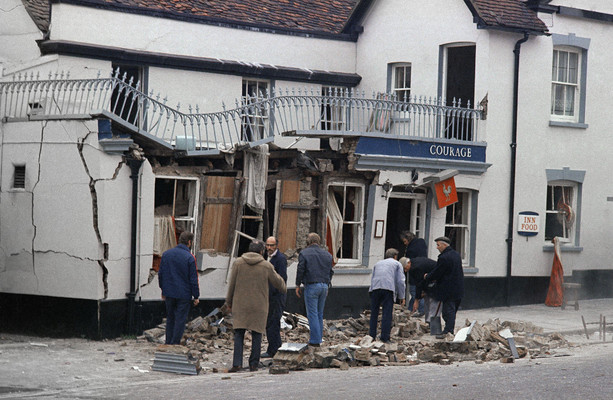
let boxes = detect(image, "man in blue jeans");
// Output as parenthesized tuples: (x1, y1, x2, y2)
(158, 231, 200, 345)
(295, 232, 333, 346)
(369, 248, 406, 342)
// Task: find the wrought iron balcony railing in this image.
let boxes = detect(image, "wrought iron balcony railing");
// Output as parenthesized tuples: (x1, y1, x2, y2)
(0, 70, 484, 154)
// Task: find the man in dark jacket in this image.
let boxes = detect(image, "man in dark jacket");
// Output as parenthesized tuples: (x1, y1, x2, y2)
(423, 236, 464, 337)
(158, 231, 200, 345)
(404, 256, 438, 323)
(295, 232, 334, 346)
(400, 231, 428, 316)
(262, 236, 287, 358)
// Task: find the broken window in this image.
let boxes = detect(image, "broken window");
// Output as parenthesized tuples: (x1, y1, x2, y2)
(111, 63, 146, 127)
(241, 79, 269, 142)
(320, 86, 346, 131)
(545, 184, 576, 242)
(154, 176, 200, 258)
(327, 182, 364, 265)
(13, 165, 25, 189)
(444, 191, 470, 264)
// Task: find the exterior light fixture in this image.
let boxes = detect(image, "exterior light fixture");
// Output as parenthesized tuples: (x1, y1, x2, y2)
(381, 179, 393, 199)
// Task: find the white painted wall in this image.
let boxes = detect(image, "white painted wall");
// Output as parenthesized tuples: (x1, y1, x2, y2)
(0, 0, 44, 73)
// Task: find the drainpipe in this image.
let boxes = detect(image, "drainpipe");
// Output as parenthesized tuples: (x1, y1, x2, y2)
(506, 32, 530, 307)
(126, 157, 144, 334)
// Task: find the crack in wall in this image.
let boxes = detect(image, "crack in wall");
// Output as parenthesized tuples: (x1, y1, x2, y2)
(76, 128, 126, 299)
(28, 121, 48, 291)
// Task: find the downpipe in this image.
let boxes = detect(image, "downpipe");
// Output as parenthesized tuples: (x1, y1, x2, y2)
(127, 157, 144, 334)
(506, 32, 530, 306)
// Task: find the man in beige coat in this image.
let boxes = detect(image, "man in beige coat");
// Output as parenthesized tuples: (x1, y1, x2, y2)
(225, 240, 286, 372)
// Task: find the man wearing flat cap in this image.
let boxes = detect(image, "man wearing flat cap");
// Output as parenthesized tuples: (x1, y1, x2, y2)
(423, 236, 464, 338)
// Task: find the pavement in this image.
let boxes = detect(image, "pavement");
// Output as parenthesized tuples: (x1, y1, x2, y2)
(456, 297, 613, 339)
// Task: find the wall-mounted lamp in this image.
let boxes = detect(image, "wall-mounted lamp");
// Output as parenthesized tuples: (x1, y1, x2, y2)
(381, 179, 393, 199)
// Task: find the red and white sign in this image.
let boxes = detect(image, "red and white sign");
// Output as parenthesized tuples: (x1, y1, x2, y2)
(517, 212, 540, 236)
(433, 177, 458, 209)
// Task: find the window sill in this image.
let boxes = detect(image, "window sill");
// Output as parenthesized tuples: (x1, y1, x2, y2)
(333, 267, 372, 274)
(542, 245, 583, 253)
(463, 267, 479, 274)
(549, 120, 588, 129)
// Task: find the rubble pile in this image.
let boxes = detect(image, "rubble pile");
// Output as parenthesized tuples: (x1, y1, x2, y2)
(143, 304, 570, 372)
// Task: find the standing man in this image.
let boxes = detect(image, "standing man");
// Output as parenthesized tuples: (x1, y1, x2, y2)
(226, 241, 286, 372)
(369, 248, 406, 342)
(158, 231, 200, 345)
(400, 231, 428, 316)
(423, 236, 464, 338)
(262, 236, 287, 358)
(295, 232, 333, 347)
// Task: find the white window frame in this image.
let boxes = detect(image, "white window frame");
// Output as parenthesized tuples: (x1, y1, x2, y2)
(154, 176, 200, 250)
(545, 181, 577, 243)
(327, 181, 365, 266)
(242, 78, 270, 141)
(551, 47, 580, 122)
(392, 63, 411, 102)
(444, 190, 471, 265)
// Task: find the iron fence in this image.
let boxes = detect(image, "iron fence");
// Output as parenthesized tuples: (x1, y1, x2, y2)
(0, 70, 484, 153)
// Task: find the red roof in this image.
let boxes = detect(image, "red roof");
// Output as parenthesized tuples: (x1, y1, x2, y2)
(23, 0, 547, 36)
(466, 0, 549, 34)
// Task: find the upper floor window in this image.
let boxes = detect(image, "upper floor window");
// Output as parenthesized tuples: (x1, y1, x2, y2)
(550, 34, 590, 128)
(387, 63, 411, 101)
(111, 63, 146, 127)
(242, 79, 270, 141)
(551, 49, 579, 119)
(320, 86, 346, 130)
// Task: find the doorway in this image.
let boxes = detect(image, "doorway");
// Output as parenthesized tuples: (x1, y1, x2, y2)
(443, 44, 475, 141)
(384, 192, 427, 256)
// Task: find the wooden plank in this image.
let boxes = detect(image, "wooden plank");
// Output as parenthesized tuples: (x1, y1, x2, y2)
(200, 176, 235, 251)
(277, 180, 300, 253)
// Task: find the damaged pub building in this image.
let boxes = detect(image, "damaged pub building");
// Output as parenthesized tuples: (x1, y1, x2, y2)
(2, 0, 613, 338)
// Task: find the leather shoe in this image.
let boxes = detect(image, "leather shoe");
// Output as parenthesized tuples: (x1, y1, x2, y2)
(435, 334, 447, 340)
(228, 366, 241, 373)
(260, 352, 272, 358)
(249, 365, 258, 372)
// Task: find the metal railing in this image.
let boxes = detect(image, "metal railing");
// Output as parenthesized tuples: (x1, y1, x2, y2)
(0, 70, 484, 153)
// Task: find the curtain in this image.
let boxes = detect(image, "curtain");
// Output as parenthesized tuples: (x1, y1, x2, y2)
(326, 189, 343, 263)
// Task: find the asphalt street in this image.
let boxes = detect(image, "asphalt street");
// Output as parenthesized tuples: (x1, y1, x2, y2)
(1, 298, 612, 399)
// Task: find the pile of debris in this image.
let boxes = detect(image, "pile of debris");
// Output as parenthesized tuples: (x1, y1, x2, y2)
(143, 304, 570, 373)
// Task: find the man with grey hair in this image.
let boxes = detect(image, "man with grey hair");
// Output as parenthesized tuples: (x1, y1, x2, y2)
(295, 232, 334, 346)
(368, 248, 406, 342)
(424, 236, 464, 338)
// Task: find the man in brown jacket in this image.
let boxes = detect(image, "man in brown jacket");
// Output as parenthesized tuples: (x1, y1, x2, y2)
(225, 240, 287, 372)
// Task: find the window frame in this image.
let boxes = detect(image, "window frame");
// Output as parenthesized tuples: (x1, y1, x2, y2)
(544, 168, 585, 251)
(327, 180, 365, 267)
(154, 175, 200, 251)
(551, 47, 580, 121)
(549, 34, 590, 129)
(241, 78, 270, 141)
(444, 190, 471, 265)
(388, 63, 412, 102)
